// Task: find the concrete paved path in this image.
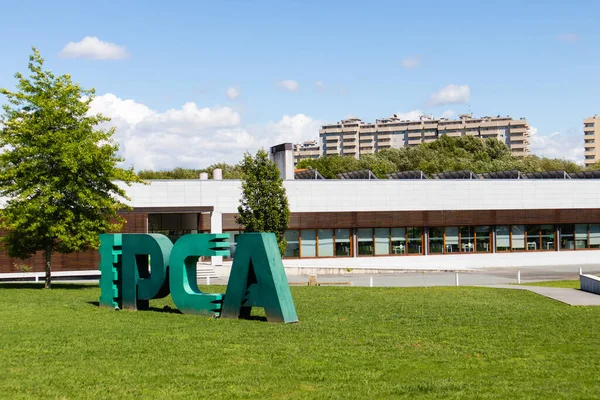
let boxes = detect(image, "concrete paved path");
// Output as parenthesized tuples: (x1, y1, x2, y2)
(483, 284, 600, 306)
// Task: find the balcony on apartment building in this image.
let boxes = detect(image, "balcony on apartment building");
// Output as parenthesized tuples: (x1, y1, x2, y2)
(320, 127, 342, 134)
(446, 130, 463, 137)
(407, 131, 422, 138)
(342, 126, 360, 132)
(377, 134, 392, 141)
(584, 126, 596, 133)
(325, 148, 340, 155)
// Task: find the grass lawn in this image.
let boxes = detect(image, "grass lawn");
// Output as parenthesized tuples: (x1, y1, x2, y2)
(525, 280, 581, 289)
(2, 283, 600, 399)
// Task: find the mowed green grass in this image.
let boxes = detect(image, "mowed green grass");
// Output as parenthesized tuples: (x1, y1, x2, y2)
(525, 280, 581, 289)
(2, 284, 600, 399)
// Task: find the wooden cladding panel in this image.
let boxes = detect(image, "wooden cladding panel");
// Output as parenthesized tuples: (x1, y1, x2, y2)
(0, 213, 147, 274)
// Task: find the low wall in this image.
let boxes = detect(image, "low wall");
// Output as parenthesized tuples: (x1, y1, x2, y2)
(581, 274, 600, 295)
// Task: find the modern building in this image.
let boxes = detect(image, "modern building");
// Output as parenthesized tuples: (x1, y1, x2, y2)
(293, 140, 320, 165)
(319, 114, 531, 159)
(584, 115, 600, 166)
(1, 145, 599, 277)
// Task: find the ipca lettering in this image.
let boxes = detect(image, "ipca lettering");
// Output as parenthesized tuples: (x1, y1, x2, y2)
(98, 232, 298, 323)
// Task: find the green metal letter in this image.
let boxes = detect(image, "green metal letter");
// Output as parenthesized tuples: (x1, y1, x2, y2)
(221, 233, 298, 323)
(169, 233, 230, 316)
(121, 234, 173, 310)
(99, 234, 122, 309)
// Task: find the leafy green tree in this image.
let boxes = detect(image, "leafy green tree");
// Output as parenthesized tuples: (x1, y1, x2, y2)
(236, 149, 290, 255)
(0, 48, 140, 288)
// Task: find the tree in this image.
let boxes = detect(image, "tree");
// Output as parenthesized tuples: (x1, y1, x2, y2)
(236, 149, 290, 255)
(0, 48, 141, 288)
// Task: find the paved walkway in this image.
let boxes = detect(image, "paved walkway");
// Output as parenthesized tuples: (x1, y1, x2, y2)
(481, 284, 600, 306)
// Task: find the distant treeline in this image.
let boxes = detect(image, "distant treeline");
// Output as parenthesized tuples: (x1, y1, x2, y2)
(137, 136, 598, 179)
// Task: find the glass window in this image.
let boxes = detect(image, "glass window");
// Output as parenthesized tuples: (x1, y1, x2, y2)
(357, 228, 374, 256)
(561, 224, 575, 250)
(460, 226, 474, 252)
(391, 228, 406, 254)
(317, 229, 334, 257)
(575, 224, 589, 249)
(445, 227, 459, 253)
(541, 225, 555, 250)
(429, 227, 444, 254)
(475, 226, 491, 253)
(335, 229, 351, 256)
(301, 230, 316, 257)
(374, 228, 390, 255)
(407, 227, 422, 254)
(526, 225, 540, 251)
(590, 224, 600, 249)
(284, 230, 300, 257)
(511, 225, 525, 251)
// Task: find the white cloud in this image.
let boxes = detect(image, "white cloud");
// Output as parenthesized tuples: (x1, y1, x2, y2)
(557, 33, 578, 43)
(89, 93, 321, 170)
(428, 84, 470, 107)
(276, 80, 300, 92)
(441, 110, 456, 119)
(394, 110, 424, 121)
(263, 114, 324, 145)
(529, 126, 583, 162)
(226, 87, 240, 99)
(315, 81, 324, 88)
(59, 36, 129, 60)
(401, 56, 421, 69)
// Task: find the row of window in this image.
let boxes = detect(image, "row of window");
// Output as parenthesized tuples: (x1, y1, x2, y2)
(221, 224, 600, 258)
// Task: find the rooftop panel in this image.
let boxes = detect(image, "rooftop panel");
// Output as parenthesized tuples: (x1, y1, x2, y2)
(431, 170, 479, 180)
(386, 170, 429, 180)
(336, 169, 377, 180)
(294, 169, 325, 180)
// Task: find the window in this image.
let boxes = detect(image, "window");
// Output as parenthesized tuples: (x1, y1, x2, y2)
(407, 227, 423, 254)
(560, 224, 575, 250)
(460, 226, 475, 252)
(284, 230, 300, 257)
(318, 229, 334, 257)
(526, 225, 541, 251)
(496, 226, 510, 252)
(374, 228, 390, 255)
(429, 227, 444, 254)
(575, 224, 589, 249)
(391, 228, 406, 254)
(335, 229, 352, 256)
(476, 226, 491, 252)
(511, 225, 525, 251)
(541, 225, 555, 250)
(301, 230, 316, 257)
(445, 227, 459, 253)
(590, 224, 600, 249)
(358, 228, 374, 256)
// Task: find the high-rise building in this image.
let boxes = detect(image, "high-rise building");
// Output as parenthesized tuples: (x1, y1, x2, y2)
(319, 114, 531, 159)
(584, 115, 600, 166)
(293, 140, 321, 165)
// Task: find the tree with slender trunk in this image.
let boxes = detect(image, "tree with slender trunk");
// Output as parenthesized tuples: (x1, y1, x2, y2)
(0, 48, 140, 288)
(236, 149, 290, 256)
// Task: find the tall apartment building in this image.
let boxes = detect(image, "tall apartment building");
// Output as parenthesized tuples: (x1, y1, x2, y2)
(319, 114, 531, 159)
(584, 115, 600, 166)
(293, 140, 321, 165)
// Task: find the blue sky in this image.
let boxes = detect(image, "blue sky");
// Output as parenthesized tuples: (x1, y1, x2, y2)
(0, 0, 598, 169)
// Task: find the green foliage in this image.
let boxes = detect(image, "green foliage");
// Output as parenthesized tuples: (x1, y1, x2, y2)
(2, 284, 600, 398)
(300, 135, 587, 177)
(236, 149, 290, 255)
(138, 163, 243, 180)
(0, 48, 140, 287)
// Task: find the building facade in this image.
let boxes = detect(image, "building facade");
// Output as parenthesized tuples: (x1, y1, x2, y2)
(584, 115, 600, 166)
(293, 140, 320, 165)
(318, 114, 530, 159)
(3, 176, 600, 275)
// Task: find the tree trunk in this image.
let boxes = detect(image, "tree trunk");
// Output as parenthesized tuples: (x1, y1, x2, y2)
(44, 247, 52, 289)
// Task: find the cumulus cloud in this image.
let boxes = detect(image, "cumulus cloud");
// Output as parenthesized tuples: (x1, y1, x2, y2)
(401, 56, 421, 69)
(428, 84, 470, 107)
(441, 110, 456, 119)
(557, 32, 578, 43)
(395, 110, 424, 121)
(89, 93, 321, 170)
(226, 87, 240, 99)
(59, 36, 129, 60)
(529, 126, 583, 162)
(276, 80, 300, 92)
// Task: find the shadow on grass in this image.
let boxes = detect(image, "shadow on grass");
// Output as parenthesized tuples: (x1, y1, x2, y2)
(86, 301, 184, 314)
(0, 283, 96, 290)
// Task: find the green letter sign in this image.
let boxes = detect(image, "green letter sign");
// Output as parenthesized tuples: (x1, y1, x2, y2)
(98, 232, 298, 323)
